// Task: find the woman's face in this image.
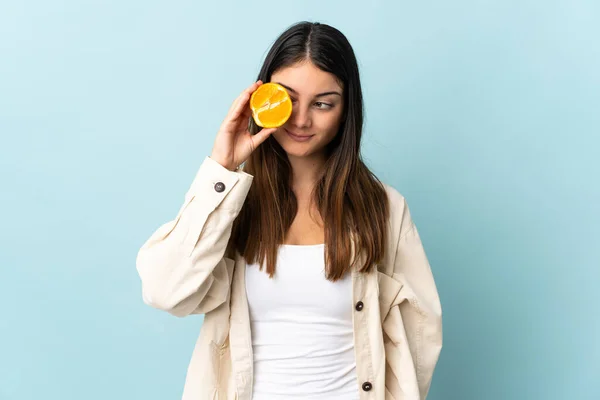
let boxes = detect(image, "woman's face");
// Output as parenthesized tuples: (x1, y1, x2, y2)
(270, 61, 344, 159)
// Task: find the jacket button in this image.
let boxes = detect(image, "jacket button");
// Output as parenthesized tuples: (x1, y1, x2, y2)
(362, 382, 372, 391)
(355, 301, 364, 311)
(214, 182, 226, 193)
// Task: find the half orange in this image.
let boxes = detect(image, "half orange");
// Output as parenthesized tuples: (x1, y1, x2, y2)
(249, 83, 292, 128)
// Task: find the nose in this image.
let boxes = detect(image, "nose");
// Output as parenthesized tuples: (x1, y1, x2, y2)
(289, 102, 311, 130)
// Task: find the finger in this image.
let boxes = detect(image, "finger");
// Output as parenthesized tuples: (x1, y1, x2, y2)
(240, 102, 253, 120)
(228, 80, 263, 119)
(229, 91, 251, 121)
(251, 127, 277, 147)
(242, 80, 263, 98)
(226, 80, 262, 117)
(222, 81, 265, 135)
(226, 96, 240, 116)
(247, 80, 264, 101)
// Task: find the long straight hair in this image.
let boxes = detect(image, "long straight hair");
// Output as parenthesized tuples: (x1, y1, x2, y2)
(228, 21, 390, 281)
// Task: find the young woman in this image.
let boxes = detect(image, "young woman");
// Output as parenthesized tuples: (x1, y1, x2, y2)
(137, 21, 442, 400)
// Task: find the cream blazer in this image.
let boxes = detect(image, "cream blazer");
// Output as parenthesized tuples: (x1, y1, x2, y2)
(136, 156, 443, 400)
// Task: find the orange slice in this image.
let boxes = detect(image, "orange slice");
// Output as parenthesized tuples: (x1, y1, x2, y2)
(250, 83, 292, 128)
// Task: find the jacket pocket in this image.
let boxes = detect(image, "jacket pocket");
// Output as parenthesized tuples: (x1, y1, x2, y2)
(377, 270, 404, 322)
(210, 338, 236, 399)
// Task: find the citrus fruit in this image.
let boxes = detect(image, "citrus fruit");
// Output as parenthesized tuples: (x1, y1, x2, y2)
(249, 82, 292, 128)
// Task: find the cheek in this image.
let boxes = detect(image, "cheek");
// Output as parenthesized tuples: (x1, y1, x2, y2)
(317, 110, 343, 137)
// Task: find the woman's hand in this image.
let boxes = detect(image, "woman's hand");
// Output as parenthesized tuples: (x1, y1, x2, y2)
(210, 80, 277, 171)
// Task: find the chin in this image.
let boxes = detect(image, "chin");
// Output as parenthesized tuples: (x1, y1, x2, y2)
(287, 150, 314, 158)
(280, 143, 311, 157)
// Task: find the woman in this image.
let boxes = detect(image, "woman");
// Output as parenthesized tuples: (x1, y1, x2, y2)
(137, 21, 442, 400)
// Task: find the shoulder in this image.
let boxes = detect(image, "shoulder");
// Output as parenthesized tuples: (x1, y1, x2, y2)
(381, 182, 406, 209)
(381, 182, 414, 239)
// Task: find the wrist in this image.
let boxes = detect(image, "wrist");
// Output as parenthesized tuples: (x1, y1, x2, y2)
(209, 155, 234, 171)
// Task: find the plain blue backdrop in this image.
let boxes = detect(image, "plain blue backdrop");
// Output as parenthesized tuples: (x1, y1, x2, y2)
(1, 1, 598, 399)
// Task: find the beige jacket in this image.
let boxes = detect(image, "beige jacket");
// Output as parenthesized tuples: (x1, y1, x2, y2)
(136, 156, 443, 400)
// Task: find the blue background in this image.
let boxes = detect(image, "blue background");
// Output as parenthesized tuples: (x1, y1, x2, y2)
(1, 1, 598, 399)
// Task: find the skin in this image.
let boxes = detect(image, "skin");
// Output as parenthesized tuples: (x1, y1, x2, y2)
(270, 60, 345, 193)
(210, 60, 345, 245)
(270, 60, 345, 245)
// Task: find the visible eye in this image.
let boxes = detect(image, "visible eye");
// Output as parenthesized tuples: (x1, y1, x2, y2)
(314, 101, 333, 110)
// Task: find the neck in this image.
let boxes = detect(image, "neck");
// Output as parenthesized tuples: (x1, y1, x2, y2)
(288, 152, 326, 194)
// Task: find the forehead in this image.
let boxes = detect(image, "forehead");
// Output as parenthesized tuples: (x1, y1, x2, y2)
(271, 61, 343, 95)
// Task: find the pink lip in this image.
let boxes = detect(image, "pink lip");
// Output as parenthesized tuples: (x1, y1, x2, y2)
(285, 128, 314, 141)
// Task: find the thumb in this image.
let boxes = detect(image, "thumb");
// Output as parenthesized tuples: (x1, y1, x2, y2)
(252, 127, 277, 147)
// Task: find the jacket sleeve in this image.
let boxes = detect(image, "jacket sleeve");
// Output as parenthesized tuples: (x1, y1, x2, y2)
(390, 199, 443, 398)
(136, 156, 252, 317)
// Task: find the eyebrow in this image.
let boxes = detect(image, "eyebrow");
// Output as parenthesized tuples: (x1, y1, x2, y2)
(275, 82, 342, 98)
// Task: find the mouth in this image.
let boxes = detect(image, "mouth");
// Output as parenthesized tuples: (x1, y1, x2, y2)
(285, 128, 315, 142)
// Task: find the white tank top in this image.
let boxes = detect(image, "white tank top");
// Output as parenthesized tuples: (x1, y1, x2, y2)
(245, 243, 360, 400)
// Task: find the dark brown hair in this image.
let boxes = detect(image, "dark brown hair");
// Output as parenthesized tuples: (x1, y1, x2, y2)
(228, 21, 390, 282)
